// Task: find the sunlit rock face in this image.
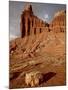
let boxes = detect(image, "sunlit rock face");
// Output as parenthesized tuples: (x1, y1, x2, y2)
(49, 10, 66, 32)
(20, 4, 66, 38)
(20, 4, 49, 38)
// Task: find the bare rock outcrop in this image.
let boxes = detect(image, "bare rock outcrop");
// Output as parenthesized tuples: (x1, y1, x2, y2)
(10, 41, 17, 54)
(20, 4, 49, 38)
(49, 10, 66, 32)
(25, 71, 43, 87)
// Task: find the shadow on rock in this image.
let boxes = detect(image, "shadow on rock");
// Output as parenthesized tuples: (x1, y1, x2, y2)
(40, 72, 56, 84)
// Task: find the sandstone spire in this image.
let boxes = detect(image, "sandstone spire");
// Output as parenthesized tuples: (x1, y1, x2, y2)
(20, 4, 49, 38)
(24, 4, 33, 12)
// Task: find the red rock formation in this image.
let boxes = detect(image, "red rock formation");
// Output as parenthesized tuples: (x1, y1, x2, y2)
(20, 4, 49, 38)
(49, 10, 66, 32)
(20, 4, 66, 38)
(10, 41, 17, 53)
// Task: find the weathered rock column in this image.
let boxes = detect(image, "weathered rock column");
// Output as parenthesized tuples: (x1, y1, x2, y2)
(30, 18, 33, 35)
(20, 15, 25, 38)
(25, 17, 28, 36)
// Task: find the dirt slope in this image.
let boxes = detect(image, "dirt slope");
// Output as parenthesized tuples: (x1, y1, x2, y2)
(9, 31, 66, 88)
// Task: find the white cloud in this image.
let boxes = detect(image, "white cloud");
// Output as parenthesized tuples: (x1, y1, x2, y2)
(44, 14, 49, 19)
(10, 34, 18, 40)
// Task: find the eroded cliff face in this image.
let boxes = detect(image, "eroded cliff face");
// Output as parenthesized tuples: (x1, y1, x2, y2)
(49, 10, 66, 32)
(10, 4, 66, 89)
(20, 5, 49, 38)
(20, 5, 66, 38)
(10, 5, 66, 54)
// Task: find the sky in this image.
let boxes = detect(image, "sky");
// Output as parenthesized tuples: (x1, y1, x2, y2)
(9, 1, 66, 40)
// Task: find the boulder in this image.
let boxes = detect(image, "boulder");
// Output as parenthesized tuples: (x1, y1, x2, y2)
(25, 71, 43, 87)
